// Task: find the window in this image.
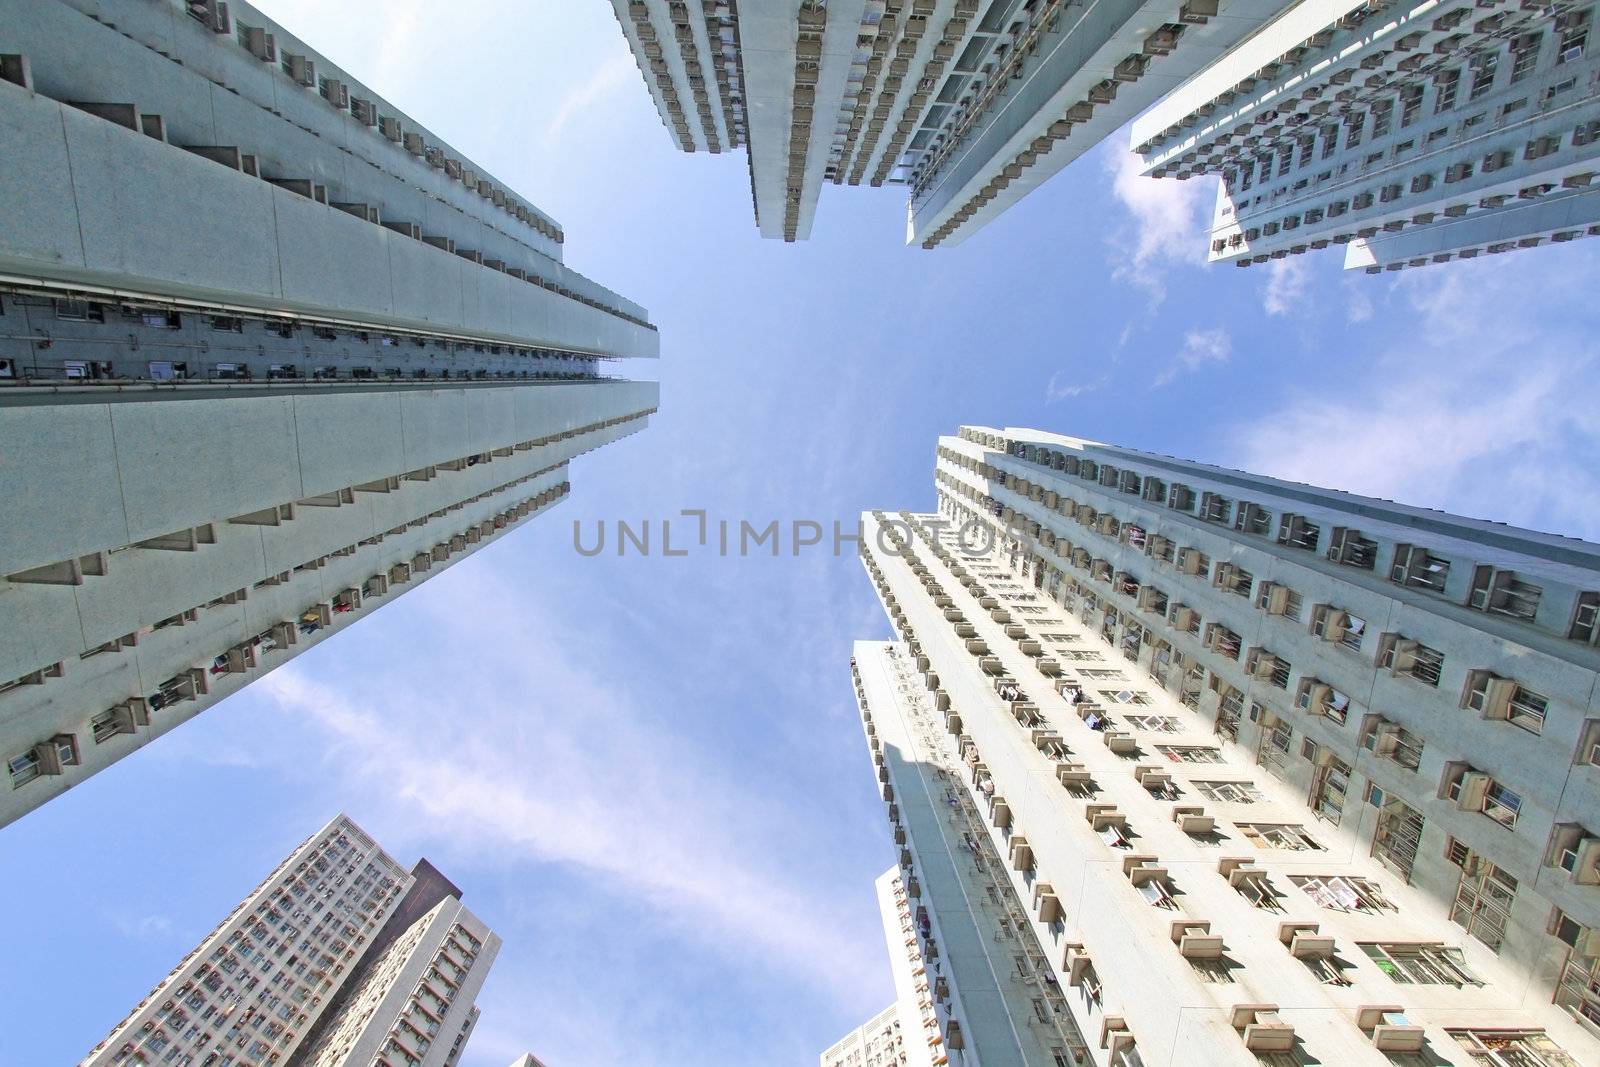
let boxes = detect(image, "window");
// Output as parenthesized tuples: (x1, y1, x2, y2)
(1193, 780, 1262, 804)
(1470, 52, 1498, 100)
(1400, 84, 1423, 127)
(1256, 582, 1302, 620)
(1158, 745, 1223, 764)
(1238, 823, 1323, 851)
(1292, 874, 1395, 913)
(1125, 713, 1177, 731)
(1558, 9, 1590, 61)
(1345, 112, 1365, 149)
(1435, 70, 1460, 113)
(1205, 623, 1241, 659)
(1297, 679, 1351, 724)
(1451, 860, 1519, 951)
(1372, 100, 1393, 138)
(1378, 634, 1444, 686)
(1361, 718, 1424, 771)
(1327, 527, 1378, 569)
(1462, 671, 1547, 733)
(1450, 1030, 1580, 1066)
(54, 298, 104, 322)
(138, 309, 181, 329)
(1572, 592, 1600, 644)
(7, 734, 77, 788)
(1390, 544, 1451, 592)
(1246, 647, 1290, 689)
(1310, 605, 1366, 652)
(1555, 915, 1600, 1029)
(1468, 567, 1542, 620)
(1198, 491, 1231, 524)
(1233, 501, 1271, 536)
(1510, 32, 1543, 83)
(1310, 755, 1352, 821)
(1362, 942, 1482, 986)
(1371, 795, 1425, 882)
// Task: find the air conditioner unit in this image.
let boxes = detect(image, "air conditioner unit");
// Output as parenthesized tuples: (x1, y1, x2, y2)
(1454, 770, 1492, 810)
(1569, 838, 1600, 884)
(1307, 683, 1333, 711)
(1265, 585, 1291, 614)
(1253, 655, 1278, 679)
(1481, 677, 1517, 720)
(1320, 610, 1349, 641)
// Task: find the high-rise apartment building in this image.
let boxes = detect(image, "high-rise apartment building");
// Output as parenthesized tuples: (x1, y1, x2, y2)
(608, 0, 1299, 246)
(822, 869, 936, 1067)
(81, 813, 501, 1067)
(0, 0, 660, 827)
(850, 425, 1600, 1065)
(1134, 0, 1600, 271)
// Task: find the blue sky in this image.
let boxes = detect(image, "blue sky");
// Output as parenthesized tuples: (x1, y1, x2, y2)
(4, 4, 1600, 1066)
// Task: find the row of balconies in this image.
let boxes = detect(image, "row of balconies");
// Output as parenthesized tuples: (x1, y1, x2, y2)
(926, 535, 1509, 1063)
(919, 0, 1219, 247)
(941, 440, 1600, 664)
(4, 476, 570, 802)
(1143, 0, 1528, 165)
(5, 404, 645, 611)
(183, 10, 562, 245)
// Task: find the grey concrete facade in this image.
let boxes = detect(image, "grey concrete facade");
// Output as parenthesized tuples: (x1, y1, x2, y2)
(0, 0, 661, 828)
(849, 426, 1600, 1065)
(80, 813, 500, 1067)
(610, 0, 1326, 247)
(1133, 0, 1600, 271)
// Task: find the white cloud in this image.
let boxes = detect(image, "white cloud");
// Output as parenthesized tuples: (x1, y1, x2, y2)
(545, 53, 638, 145)
(1231, 251, 1600, 539)
(1045, 369, 1108, 402)
(111, 913, 174, 941)
(1261, 258, 1311, 317)
(1102, 141, 1214, 304)
(1153, 327, 1232, 387)
(254, 567, 884, 1006)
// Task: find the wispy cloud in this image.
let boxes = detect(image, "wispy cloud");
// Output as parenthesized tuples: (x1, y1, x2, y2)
(1231, 251, 1600, 538)
(1153, 327, 1232, 387)
(255, 568, 884, 1005)
(545, 53, 638, 145)
(1261, 258, 1311, 317)
(1046, 369, 1108, 403)
(1102, 141, 1213, 305)
(111, 913, 175, 940)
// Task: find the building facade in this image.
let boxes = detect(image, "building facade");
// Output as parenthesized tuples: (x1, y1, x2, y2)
(80, 814, 502, 1067)
(850, 425, 1600, 1065)
(608, 0, 1302, 246)
(822, 868, 939, 1067)
(1133, 0, 1600, 272)
(0, 0, 661, 827)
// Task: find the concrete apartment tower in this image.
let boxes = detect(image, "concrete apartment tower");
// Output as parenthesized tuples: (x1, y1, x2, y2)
(1134, 0, 1600, 271)
(0, 0, 660, 827)
(849, 426, 1600, 1065)
(80, 814, 501, 1067)
(822, 868, 939, 1067)
(607, 0, 1305, 246)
